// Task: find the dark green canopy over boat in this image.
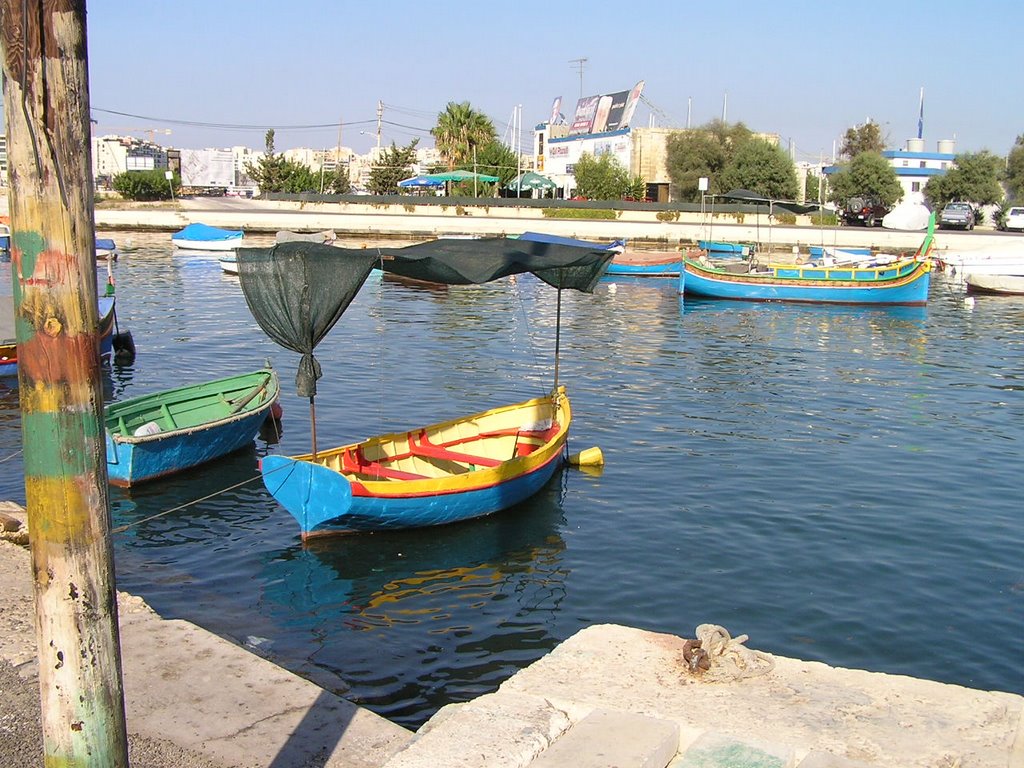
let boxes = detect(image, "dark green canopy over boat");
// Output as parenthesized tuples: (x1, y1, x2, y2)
(234, 238, 615, 398)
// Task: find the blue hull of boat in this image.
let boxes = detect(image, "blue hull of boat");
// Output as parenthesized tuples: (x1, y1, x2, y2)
(106, 406, 269, 486)
(680, 261, 931, 305)
(263, 451, 564, 536)
(699, 240, 752, 255)
(605, 261, 681, 277)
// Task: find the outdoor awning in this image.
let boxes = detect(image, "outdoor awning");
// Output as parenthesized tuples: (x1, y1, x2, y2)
(716, 188, 820, 215)
(505, 171, 557, 192)
(425, 169, 500, 183)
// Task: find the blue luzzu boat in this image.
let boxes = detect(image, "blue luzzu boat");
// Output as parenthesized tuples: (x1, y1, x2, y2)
(262, 387, 570, 537)
(680, 257, 931, 305)
(681, 217, 936, 305)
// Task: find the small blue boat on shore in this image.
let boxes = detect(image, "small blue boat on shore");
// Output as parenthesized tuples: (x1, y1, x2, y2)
(699, 240, 754, 257)
(105, 368, 280, 486)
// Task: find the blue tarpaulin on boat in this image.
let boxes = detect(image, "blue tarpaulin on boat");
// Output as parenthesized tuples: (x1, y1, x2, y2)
(518, 232, 625, 250)
(172, 223, 243, 241)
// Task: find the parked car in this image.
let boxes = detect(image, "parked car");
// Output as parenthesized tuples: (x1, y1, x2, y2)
(939, 202, 976, 230)
(1003, 206, 1024, 232)
(840, 196, 889, 227)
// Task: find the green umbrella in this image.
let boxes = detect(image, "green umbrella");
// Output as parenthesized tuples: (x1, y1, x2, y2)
(425, 169, 500, 183)
(506, 171, 558, 192)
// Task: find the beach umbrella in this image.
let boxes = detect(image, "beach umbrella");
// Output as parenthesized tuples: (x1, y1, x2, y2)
(506, 171, 557, 193)
(398, 175, 445, 188)
(424, 169, 500, 183)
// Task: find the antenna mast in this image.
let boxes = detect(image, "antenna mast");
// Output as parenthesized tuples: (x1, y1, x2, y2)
(569, 57, 588, 98)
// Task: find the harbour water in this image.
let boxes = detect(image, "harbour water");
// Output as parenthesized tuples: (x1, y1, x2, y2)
(1, 235, 1021, 728)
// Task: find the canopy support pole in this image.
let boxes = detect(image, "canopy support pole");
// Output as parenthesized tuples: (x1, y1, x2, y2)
(310, 397, 318, 460)
(553, 287, 563, 391)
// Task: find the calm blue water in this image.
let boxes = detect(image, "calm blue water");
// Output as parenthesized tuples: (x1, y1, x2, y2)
(1, 234, 1022, 727)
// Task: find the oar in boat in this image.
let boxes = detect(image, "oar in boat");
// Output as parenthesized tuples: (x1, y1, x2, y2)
(227, 371, 274, 414)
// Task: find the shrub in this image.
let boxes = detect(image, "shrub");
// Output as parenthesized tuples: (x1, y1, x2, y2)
(541, 208, 617, 220)
(112, 170, 179, 201)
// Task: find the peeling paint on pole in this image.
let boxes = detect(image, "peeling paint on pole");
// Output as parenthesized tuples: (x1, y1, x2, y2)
(1, 0, 130, 765)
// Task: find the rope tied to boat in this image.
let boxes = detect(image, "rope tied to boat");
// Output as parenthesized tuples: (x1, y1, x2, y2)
(681, 624, 774, 682)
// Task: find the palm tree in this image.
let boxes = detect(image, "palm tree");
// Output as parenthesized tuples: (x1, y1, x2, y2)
(431, 102, 496, 170)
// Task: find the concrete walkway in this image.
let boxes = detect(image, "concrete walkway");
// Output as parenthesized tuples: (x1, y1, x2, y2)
(4, 502, 1022, 767)
(382, 624, 1024, 768)
(0, 508, 412, 768)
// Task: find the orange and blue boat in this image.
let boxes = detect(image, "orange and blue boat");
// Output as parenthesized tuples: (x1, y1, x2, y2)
(1, 294, 116, 379)
(237, 236, 612, 539)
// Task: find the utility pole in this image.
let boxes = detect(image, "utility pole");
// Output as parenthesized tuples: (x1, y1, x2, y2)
(0, 1, 129, 765)
(569, 57, 588, 98)
(376, 100, 383, 150)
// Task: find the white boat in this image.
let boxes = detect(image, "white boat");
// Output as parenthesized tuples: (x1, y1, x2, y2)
(218, 254, 238, 274)
(171, 223, 244, 251)
(936, 243, 1024, 277)
(965, 273, 1024, 295)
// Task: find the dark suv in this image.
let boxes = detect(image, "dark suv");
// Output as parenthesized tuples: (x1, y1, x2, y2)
(840, 196, 889, 227)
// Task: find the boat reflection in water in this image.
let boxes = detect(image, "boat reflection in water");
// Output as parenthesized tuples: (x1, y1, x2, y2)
(260, 474, 572, 725)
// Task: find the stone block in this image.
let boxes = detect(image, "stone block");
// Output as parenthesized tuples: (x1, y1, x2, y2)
(529, 709, 679, 768)
(671, 730, 795, 768)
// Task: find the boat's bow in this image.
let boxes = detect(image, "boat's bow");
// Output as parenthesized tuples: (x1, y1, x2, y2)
(261, 455, 354, 536)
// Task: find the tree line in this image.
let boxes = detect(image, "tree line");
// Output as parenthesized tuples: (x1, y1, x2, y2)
(109, 102, 1024, 222)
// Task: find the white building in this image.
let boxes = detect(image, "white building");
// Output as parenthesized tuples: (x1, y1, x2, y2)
(92, 135, 168, 186)
(882, 138, 956, 200)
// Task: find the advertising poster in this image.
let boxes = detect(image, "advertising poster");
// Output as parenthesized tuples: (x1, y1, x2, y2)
(568, 95, 599, 135)
(564, 81, 646, 136)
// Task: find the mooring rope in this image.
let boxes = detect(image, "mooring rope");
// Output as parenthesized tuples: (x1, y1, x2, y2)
(681, 624, 775, 681)
(110, 472, 265, 534)
(0, 448, 23, 463)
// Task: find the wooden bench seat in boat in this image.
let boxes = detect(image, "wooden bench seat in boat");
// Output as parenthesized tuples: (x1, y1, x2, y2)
(408, 431, 503, 467)
(339, 447, 429, 481)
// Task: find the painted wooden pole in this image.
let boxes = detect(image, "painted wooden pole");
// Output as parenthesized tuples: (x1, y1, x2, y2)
(1, 2, 130, 766)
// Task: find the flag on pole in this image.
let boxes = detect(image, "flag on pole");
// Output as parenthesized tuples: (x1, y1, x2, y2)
(917, 87, 924, 140)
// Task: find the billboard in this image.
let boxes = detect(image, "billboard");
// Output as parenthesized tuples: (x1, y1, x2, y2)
(180, 148, 234, 188)
(567, 81, 645, 136)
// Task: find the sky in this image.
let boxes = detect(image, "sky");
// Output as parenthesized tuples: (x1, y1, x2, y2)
(10, 0, 1022, 162)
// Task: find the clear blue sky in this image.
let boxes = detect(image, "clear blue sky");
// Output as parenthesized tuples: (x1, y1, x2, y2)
(35, 0, 1024, 160)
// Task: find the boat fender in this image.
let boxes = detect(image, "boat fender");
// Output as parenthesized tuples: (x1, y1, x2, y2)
(568, 446, 603, 466)
(270, 401, 284, 420)
(133, 421, 161, 437)
(113, 330, 136, 365)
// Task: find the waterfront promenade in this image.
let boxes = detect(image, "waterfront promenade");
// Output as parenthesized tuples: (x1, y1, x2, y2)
(86, 194, 1011, 256)
(3, 516, 1021, 767)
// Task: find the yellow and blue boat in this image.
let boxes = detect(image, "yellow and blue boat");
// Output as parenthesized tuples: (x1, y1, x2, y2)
(237, 236, 613, 539)
(262, 387, 569, 538)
